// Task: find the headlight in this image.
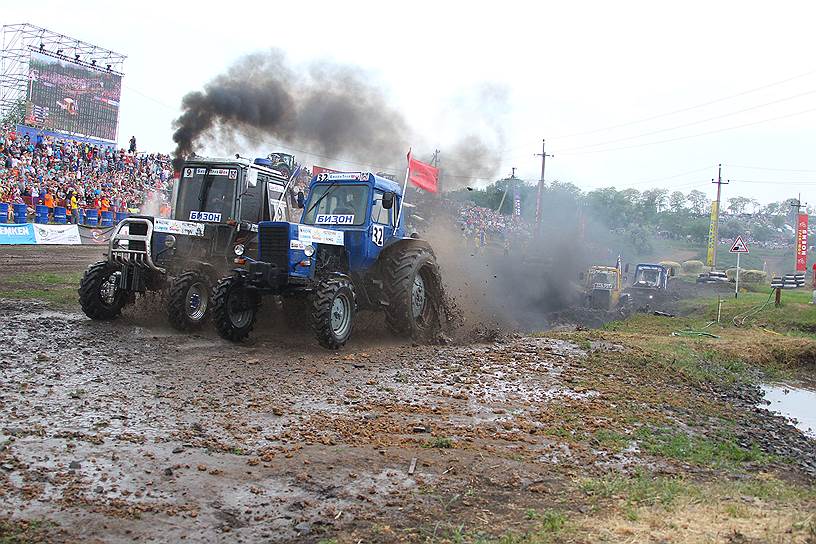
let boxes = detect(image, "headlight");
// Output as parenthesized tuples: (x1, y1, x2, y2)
(233, 244, 245, 256)
(303, 244, 315, 257)
(164, 235, 176, 248)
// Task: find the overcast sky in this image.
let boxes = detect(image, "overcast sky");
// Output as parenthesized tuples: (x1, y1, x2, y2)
(6, 0, 816, 205)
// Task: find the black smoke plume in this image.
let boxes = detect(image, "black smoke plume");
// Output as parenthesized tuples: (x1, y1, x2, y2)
(172, 49, 412, 170)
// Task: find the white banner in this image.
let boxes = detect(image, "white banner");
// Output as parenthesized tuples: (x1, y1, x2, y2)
(154, 218, 205, 237)
(32, 224, 81, 245)
(297, 225, 344, 246)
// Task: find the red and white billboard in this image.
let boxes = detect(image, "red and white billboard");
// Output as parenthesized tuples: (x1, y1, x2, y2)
(796, 213, 808, 272)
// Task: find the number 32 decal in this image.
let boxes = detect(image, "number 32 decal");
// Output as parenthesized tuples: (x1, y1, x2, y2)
(372, 224, 384, 247)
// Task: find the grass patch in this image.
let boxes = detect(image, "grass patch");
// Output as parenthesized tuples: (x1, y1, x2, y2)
(0, 519, 57, 544)
(5, 271, 83, 286)
(0, 287, 77, 307)
(635, 427, 771, 468)
(591, 429, 631, 452)
(579, 471, 696, 508)
(424, 436, 454, 449)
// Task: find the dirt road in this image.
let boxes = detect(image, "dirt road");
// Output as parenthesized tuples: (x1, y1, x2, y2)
(1, 247, 814, 543)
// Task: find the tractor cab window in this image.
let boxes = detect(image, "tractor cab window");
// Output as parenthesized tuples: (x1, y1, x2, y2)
(301, 184, 369, 226)
(591, 271, 616, 288)
(175, 166, 238, 223)
(371, 191, 393, 226)
(634, 268, 660, 287)
(240, 170, 265, 223)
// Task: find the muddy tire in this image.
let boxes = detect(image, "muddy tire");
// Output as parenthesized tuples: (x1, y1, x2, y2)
(382, 246, 442, 339)
(167, 271, 210, 331)
(309, 276, 355, 350)
(78, 261, 127, 320)
(282, 297, 309, 331)
(212, 275, 258, 342)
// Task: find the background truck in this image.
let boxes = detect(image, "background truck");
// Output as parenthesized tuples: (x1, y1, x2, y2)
(211, 171, 446, 349)
(623, 263, 674, 310)
(78, 156, 291, 330)
(580, 265, 624, 310)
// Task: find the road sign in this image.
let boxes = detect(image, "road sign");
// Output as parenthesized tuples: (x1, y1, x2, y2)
(730, 236, 749, 254)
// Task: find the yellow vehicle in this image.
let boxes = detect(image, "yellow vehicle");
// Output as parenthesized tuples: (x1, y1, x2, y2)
(580, 265, 623, 310)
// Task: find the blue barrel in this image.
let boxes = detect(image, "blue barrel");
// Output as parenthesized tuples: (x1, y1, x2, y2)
(53, 206, 67, 224)
(12, 203, 28, 224)
(35, 205, 50, 224)
(0, 202, 8, 223)
(100, 211, 114, 227)
(83, 208, 99, 226)
(115, 211, 128, 223)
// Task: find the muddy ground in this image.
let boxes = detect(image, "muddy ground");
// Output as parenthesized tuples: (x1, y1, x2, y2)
(1, 247, 814, 543)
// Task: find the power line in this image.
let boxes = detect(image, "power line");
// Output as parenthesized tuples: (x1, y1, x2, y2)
(730, 179, 816, 185)
(725, 164, 816, 173)
(557, 89, 816, 152)
(556, 106, 816, 155)
(549, 68, 816, 139)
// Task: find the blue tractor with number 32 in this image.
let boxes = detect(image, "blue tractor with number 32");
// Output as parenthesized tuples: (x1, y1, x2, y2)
(211, 172, 446, 349)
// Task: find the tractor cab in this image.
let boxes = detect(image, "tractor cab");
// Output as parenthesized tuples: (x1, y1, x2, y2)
(630, 264, 669, 290)
(580, 265, 623, 310)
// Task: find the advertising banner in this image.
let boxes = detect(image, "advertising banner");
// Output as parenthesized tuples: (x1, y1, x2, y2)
(32, 224, 81, 245)
(312, 165, 340, 176)
(706, 201, 719, 267)
(0, 223, 36, 244)
(796, 213, 809, 272)
(26, 52, 122, 141)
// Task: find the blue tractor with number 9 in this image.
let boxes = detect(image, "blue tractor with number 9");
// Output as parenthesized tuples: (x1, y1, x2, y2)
(211, 171, 446, 349)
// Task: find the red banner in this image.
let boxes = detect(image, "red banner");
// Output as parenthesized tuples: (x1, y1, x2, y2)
(407, 152, 439, 193)
(312, 165, 339, 176)
(796, 213, 808, 272)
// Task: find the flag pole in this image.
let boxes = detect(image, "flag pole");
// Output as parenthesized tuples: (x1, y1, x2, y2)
(396, 149, 410, 230)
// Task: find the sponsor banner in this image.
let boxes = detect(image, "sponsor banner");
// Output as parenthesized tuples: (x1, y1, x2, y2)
(78, 225, 115, 245)
(0, 223, 36, 244)
(315, 214, 355, 225)
(513, 188, 521, 217)
(312, 165, 340, 176)
(297, 225, 344, 246)
(706, 201, 719, 267)
(796, 213, 809, 272)
(32, 224, 81, 245)
(154, 218, 205, 237)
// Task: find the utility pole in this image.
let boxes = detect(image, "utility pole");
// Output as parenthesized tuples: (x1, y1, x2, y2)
(710, 163, 729, 269)
(790, 193, 805, 215)
(534, 139, 553, 237)
(497, 167, 517, 214)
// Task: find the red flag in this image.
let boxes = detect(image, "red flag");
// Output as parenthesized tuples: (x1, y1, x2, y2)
(407, 151, 439, 193)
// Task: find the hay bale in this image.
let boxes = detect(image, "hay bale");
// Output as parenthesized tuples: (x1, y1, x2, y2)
(724, 268, 766, 283)
(659, 261, 681, 276)
(682, 260, 705, 275)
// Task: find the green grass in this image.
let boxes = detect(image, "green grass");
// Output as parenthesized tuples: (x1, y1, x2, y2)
(579, 471, 696, 508)
(4, 272, 83, 286)
(635, 427, 771, 468)
(0, 519, 56, 544)
(424, 436, 454, 449)
(0, 287, 77, 307)
(591, 429, 631, 452)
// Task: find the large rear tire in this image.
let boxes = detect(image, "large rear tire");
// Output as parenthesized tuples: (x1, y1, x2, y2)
(212, 275, 259, 342)
(78, 261, 127, 320)
(381, 246, 442, 340)
(167, 271, 210, 331)
(309, 276, 355, 350)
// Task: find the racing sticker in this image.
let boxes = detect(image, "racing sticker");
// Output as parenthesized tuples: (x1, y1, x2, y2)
(228, 169, 238, 180)
(208, 168, 230, 177)
(189, 211, 222, 222)
(372, 224, 384, 247)
(195, 168, 207, 175)
(290, 239, 305, 250)
(315, 214, 355, 225)
(297, 225, 344, 246)
(154, 218, 205, 237)
(183, 167, 194, 178)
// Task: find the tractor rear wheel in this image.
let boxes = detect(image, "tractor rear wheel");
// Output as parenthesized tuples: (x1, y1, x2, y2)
(212, 275, 259, 342)
(167, 271, 210, 331)
(309, 276, 355, 349)
(382, 247, 442, 340)
(78, 261, 127, 320)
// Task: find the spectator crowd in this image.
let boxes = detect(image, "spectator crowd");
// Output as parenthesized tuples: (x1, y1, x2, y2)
(0, 126, 173, 221)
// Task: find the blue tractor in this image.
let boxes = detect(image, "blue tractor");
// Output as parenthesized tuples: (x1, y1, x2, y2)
(211, 171, 445, 349)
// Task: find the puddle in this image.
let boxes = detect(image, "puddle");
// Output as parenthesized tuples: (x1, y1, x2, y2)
(761, 383, 816, 438)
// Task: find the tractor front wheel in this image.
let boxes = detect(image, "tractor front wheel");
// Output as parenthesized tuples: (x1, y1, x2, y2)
(167, 271, 211, 331)
(382, 247, 443, 340)
(212, 275, 259, 342)
(78, 261, 127, 320)
(309, 277, 355, 350)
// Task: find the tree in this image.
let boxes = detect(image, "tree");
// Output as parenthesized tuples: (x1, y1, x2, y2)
(641, 188, 669, 218)
(686, 190, 709, 215)
(727, 196, 752, 215)
(668, 191, 687, 213)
